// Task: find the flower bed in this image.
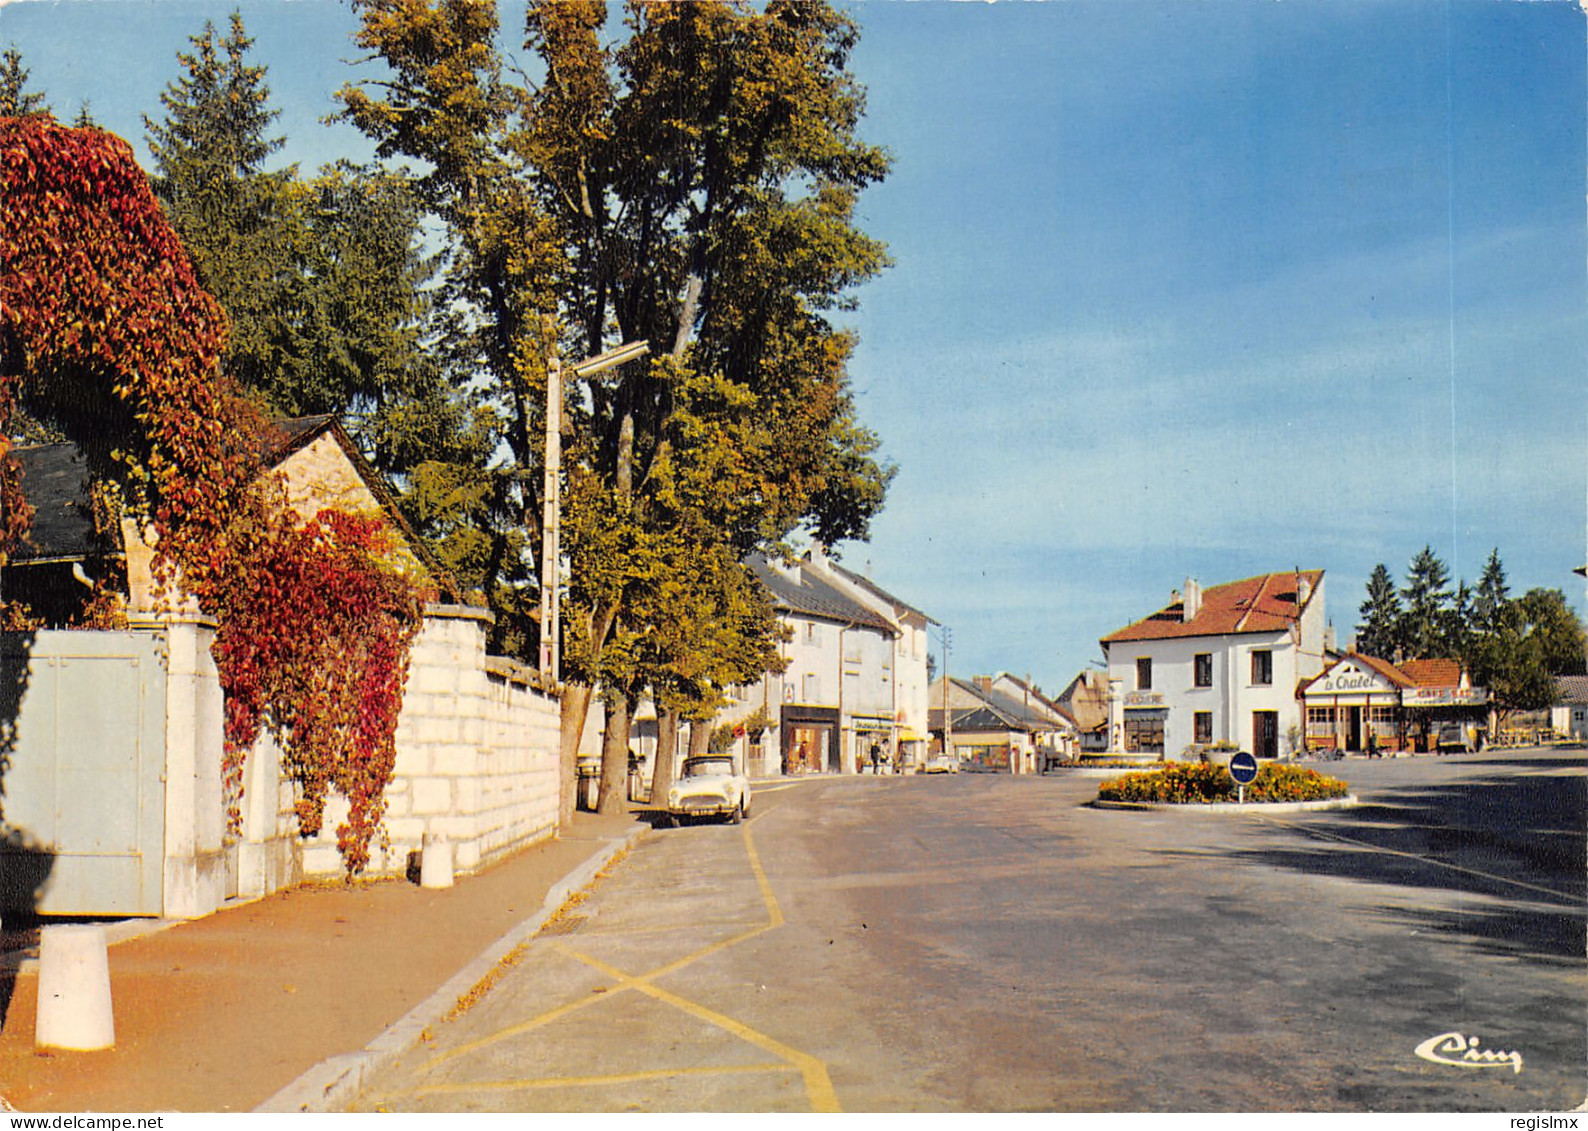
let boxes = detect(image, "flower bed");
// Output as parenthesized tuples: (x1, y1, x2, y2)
(1097, 761, 1349, 805)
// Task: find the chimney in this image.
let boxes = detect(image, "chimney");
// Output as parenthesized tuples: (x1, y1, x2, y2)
(973, 675, 993, 693)
(1182, 578, 1202, 622)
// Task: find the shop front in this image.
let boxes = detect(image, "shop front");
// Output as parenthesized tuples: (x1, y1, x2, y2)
(1300, 655, 1406, 754)
(1122, 691, 1167, 757)
(852, 714, 896, 772)
(1301, 654, 1488, 754)
(781, 705, 839, 774)
(1402, 685, 1489, 752)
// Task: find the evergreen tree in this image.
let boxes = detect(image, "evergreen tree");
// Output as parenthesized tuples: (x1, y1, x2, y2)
(1471, 548, 1510, 636)
(146, 9, 483, 564)
(145, 11, 298, 396)
(1399, 545, 1452, 659)
(1355, 563, 1401, 657)
(0, 45, 49, 116)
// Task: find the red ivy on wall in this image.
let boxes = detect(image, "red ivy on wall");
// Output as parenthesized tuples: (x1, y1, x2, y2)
(1, 117, 428, 876)
(212, 503, 429, 874)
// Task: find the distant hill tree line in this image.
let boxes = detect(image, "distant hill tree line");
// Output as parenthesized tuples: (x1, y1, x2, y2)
(3, 1, 896, 820)
(1355, 546, 1586, 720)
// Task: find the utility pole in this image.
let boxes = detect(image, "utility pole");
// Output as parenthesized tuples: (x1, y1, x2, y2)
(539, 349, 562, 682)
(941, 626, 953, 761)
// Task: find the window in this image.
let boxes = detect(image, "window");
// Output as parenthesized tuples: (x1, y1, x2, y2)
(805, 622, 821, 645)
(1194, 712, 1213, 744)
(802, 672, 821, 703)
(1193, 653, 1213, 688)
(1307, 706, 1336, 740)
(1136, 657, 1153, 691)
(1124, 712, 1164, 754)
(1250, 649, 1273, 686)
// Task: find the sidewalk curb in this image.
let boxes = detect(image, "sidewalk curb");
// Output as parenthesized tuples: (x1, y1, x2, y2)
(1089, 795, 1360, 814)
(255, 824, 647, 1114)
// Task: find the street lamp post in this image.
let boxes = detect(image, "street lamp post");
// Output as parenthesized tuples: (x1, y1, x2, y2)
(539, 338, 650, 684)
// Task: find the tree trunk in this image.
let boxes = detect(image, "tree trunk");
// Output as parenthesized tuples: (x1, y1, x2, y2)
(598, 693, 632, 815)
(689, 716, 713, 758)
(558, 681, 593, 831)
(557, 600, 620, 831)
(651, 706, 680, 811)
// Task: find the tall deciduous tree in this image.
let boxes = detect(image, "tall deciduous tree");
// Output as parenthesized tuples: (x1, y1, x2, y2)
(339, 0, 895, 824)
(525, 0, 894, 814)
(1474, 588, 1587, 725)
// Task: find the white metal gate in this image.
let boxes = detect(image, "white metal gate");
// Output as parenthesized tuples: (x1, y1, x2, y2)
(0, 630, 166, 916)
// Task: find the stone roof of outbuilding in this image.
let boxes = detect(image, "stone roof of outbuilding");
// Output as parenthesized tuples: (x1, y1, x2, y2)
(1556, 675, 1588, 705)
(6, 416, 448, 588)
(1101, 570, 1324, 644)
(7, 442, 104, 562)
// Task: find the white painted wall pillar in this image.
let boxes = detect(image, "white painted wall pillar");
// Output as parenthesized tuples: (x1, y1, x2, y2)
(148, 614, 227, 920)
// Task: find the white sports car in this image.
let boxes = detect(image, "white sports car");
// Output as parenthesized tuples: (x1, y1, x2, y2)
(665, 755, 751, 826)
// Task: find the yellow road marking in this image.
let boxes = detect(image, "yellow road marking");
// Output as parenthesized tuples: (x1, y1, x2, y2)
(398, 1062, 795, 1099)
(403, 824, 840, 1112)
(554, 942, 840, 1113)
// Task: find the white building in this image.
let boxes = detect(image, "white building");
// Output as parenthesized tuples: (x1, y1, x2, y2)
(1099, 572, 1329, 760)
(717, 553, 901, 776)
(1550, 675, 1588, 742)
(800, 546, 937, 770)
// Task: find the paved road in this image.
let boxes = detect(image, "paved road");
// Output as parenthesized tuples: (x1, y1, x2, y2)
(350, 749, 1585, 1113)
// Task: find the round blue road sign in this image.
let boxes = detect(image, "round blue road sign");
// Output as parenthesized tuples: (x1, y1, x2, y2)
(1228, 751, 1259, 785)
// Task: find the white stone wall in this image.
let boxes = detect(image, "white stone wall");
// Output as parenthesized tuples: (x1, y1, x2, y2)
(250, 605, 561, 882)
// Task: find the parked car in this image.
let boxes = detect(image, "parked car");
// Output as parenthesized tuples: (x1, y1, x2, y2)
(922, 753, 959, 774)
(665, 755, 751, 826)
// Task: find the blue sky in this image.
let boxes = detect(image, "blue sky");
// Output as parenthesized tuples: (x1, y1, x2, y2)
(3, 0, 1584, 694)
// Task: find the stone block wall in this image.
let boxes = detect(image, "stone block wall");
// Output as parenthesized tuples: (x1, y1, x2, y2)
(289, 604, 561, 880)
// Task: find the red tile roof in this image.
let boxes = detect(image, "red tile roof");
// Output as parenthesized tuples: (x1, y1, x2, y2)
(1353, 653, 1414, 687)
(1298, 652, 1412, 695)
(1101, 570, 1324, 644)
(1397, 658, 1464, 688)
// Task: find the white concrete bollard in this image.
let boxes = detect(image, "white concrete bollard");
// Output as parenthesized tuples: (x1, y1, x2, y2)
(35, 924, 115, 1051)
(420, 831, 454, 890)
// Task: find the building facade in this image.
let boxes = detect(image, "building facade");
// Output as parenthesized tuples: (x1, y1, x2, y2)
(1100, 572, 1329, 760)
(928, 674, 1077, 772)
(716, 553, 902, 776)
(800, 546, 937, 770)
(1300, 653, 1488, 753)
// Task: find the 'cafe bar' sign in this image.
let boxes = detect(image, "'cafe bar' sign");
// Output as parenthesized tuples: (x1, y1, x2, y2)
(1403, 686, 1488, 707)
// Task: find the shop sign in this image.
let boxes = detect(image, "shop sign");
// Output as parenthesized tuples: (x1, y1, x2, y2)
(1313, 667, 1389, 695)
(1124, 691, 1165, 707)
(1403, 687, 1489, 707)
